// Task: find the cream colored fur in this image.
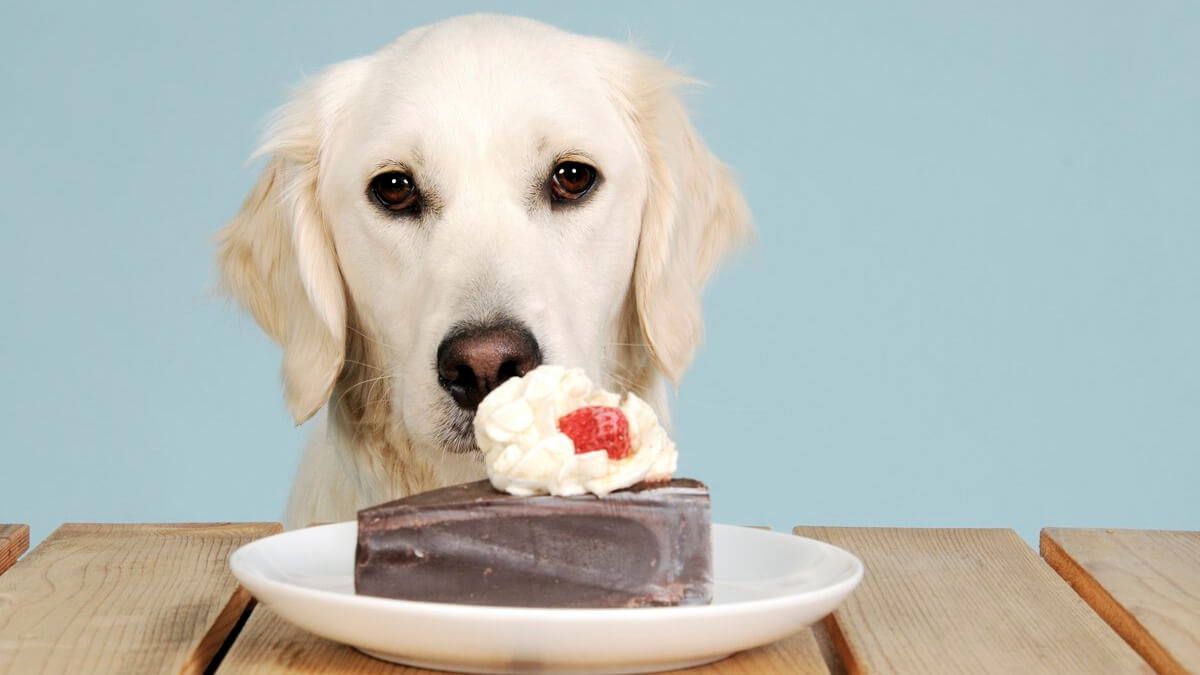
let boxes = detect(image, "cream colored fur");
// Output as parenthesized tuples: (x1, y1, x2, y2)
(217, 15, 752, 528)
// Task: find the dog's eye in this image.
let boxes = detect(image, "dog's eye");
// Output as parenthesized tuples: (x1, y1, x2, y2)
(369, 172, 420, 213)
(549, 162, 597, 202)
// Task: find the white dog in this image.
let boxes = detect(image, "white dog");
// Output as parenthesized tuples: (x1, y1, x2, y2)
(217, 15, 751, 528)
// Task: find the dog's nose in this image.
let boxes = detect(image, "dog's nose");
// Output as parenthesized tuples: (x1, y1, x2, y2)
(436, 323, 542, 410)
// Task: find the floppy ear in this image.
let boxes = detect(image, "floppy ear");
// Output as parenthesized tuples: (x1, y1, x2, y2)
(216, 61, 364, 424)
(625, 59, 754, 384)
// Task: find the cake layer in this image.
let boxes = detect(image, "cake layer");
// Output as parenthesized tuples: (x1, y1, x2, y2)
(355, 479, 711, 608)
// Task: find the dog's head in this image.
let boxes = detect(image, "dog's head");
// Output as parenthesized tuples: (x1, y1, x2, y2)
(218, 15, 751, 457)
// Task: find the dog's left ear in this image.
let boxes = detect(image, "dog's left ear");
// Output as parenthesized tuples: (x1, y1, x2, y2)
(621, 56, 754, 384)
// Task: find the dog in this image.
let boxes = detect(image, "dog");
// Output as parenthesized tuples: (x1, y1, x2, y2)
(217, 14, 752, 528)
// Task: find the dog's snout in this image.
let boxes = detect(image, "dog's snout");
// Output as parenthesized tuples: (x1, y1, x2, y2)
(436, 323, 542, 410)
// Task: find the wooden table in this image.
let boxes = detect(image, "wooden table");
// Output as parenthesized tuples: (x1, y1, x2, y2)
(0, 523, 1194, 674)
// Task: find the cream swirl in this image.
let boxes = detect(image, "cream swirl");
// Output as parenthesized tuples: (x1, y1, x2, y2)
(473, 365, 677, 497)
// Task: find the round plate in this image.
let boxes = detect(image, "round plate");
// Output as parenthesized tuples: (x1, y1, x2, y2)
(229, 522, 863, 674)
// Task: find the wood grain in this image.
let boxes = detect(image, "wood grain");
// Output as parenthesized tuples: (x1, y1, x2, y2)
(218, 605, 832, 674)
(793, 527, 1151, 674)
(1042, 528, 1200, 675)
(215, 607, 422, 674)
(0, 525, 28, 576)
(0, 522, 280, 674)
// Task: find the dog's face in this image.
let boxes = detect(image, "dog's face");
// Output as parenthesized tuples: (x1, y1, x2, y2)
(219, 15, 750, 460)
(324, 21, 654, 454)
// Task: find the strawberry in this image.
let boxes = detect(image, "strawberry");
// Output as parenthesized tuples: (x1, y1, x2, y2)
(557, 406, 632, 460)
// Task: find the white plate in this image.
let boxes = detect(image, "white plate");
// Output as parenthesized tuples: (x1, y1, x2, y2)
(229, 522, 863, 674)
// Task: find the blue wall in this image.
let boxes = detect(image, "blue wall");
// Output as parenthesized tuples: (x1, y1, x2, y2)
(3, 1, 1197, 548)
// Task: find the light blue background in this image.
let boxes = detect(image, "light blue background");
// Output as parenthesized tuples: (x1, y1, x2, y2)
(2, 2, 1197, 550)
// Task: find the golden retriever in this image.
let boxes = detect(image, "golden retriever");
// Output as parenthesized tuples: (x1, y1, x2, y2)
(217, 15, 751, 527)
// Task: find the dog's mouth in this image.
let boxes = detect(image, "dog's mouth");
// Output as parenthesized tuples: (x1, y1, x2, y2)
(436, 405, 482, 455)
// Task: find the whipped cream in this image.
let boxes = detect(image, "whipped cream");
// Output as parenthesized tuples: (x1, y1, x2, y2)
(474, 365, 677, 497)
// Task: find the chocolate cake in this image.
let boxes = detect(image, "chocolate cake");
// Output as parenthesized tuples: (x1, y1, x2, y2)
(355, 478, 711, 608)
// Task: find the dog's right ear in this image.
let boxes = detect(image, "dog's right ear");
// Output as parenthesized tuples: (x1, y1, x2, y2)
(216, 60, 366, 424)
(614, 52, 754, 386)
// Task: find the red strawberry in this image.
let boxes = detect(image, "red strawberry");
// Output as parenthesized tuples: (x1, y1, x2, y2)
(557, 406, 631, 460)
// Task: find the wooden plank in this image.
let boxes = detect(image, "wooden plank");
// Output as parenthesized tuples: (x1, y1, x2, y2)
(792, 527, 1151, 674)
(0, 522, 281, 675)
(218, 605, 832, 674)
(215, 608, 416, 674)
(0, 525, 28, 576)
(1042, 528, 1200, 675)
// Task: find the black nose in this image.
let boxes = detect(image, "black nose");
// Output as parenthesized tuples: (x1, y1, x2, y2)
(436, 322, 542, 410)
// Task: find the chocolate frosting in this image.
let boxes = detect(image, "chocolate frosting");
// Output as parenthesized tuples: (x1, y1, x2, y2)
(355, 479, 712, 608)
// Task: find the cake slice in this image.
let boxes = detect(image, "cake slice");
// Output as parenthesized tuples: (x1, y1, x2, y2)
(355, 365, 712, 608)
(355, 478, 711, 608)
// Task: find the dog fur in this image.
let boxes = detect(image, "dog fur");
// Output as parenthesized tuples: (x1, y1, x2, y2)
(217, 15, 751, 527)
